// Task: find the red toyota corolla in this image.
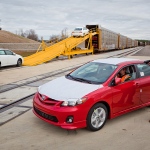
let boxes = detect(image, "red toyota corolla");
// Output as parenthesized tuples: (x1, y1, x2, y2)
(33, 58, 150, 131)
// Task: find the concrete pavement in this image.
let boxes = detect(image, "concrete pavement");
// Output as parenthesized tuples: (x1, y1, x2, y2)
(0, 107, 150, 150)
(0, 47, 150, 150)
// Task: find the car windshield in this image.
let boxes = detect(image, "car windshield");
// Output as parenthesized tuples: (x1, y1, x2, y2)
(66, 62, 117, 84)
(74, 28, 82, 31)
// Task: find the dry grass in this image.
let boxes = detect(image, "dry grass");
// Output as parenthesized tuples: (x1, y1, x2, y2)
(0, 30, 40, 56)
(13, 50, 37, 57)
(0, 30, 39, 43)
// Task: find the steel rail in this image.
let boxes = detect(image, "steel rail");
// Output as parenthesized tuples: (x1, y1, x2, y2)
(0, 66, 78, 94)
(0, 47, 143, 113)
(0, 94, 34, 112)
(0, 47, 143, 94)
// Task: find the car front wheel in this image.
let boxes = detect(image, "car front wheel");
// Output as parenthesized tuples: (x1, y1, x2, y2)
(87, 103, 108, 131)
(16, 59, 22, 67)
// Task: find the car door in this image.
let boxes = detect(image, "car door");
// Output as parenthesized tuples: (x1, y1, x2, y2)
(111, 65, 141, 114)
(5, 50, 17, 65)
(136, 63, 150, 104)
(0, 50, 8, 66)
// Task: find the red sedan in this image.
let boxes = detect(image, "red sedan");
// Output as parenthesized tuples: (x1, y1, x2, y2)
(33, 58, 150, 131)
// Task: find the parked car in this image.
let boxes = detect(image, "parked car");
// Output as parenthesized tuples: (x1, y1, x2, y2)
(0, 49, 23, 68)
(33, 58, 150, 131)
(72, 27, 89, 37)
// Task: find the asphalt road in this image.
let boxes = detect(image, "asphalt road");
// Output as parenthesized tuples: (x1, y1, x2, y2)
(133, 45, 150, 56)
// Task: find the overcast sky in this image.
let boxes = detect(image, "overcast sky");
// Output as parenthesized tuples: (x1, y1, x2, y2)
(0, 0, 150, 40)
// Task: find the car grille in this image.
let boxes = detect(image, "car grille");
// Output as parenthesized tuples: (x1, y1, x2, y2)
(34, 107, 58, 123)
(39, 94, 59, 106)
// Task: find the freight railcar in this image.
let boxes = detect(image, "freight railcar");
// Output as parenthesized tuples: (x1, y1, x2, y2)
(126, 38, 132, 48)
(86, 25, 137, 53)
(132, 40, 135, 47)
(135, 40, 138, 47)
(101, 27, 118, 50)
(86, 25, 118, 52)
(118, 34, 127, 49)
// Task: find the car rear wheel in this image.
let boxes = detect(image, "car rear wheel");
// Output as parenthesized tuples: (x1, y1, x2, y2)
(16, 59, 22, 67)
(87, 103, 108, 131)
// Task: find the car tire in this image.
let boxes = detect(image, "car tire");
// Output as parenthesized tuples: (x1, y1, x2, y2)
(16, 59, 22, 67)
(87, 103, 108, 131)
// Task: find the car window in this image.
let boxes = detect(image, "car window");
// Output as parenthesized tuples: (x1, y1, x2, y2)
(136, 64, 150, 77)
(0, 50, 6, 55)
(69, 62, 117, 84)
(5, 50, 13, 55)
(75, 28, 82, 31)
(127, 65, 137, 80)
(115, 65, 137, 83)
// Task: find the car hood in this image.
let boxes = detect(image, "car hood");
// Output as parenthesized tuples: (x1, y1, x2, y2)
(38, 76, 103, 101)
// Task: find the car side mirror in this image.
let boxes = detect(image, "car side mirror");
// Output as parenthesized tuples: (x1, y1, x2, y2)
(115, 77, 121, 85)
(13, 52, 16, 55)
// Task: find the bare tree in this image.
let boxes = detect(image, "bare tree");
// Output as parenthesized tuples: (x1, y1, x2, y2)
(61, 28, 68, 39)
(26, 29, 38, 41)
(0, 19, 2, 30)
(49, 35, 59, 43)
(16, 29, 39, 41)
(20, 29, 26, 37)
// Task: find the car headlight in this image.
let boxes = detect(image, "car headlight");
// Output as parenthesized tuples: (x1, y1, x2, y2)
(61, 97, 87, 107)
(38, 86, 41, 91)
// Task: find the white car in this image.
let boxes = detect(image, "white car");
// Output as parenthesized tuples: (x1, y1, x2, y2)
(72, 27, 89, 37)
(0, 49, 23, 68)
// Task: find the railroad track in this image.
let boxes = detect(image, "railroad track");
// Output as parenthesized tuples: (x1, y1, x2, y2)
(0, 47, 143, 72)
(0, 66, 78, 126)
(1, 47, 142, 94)
(106, 47, 143, 58)
(0, 47, 144, 125)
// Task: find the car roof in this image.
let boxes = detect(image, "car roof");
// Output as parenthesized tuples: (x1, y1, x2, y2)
(74, 27, 86, 29)
(92, 58, 142, 65)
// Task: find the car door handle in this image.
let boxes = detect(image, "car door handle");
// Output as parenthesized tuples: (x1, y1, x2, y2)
(135, 83, 139, 87)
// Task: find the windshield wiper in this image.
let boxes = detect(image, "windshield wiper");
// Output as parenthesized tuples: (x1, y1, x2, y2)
(73, 77, 93, 84)
(66, 74, 73, 78)
(66, 74, 94, 84)
(66, 74, 77, 80)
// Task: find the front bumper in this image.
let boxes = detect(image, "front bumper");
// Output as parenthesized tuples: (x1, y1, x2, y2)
(33, 93, 87, 130)
(72, 33, 84, 37)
